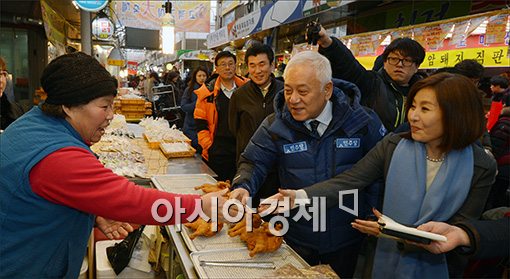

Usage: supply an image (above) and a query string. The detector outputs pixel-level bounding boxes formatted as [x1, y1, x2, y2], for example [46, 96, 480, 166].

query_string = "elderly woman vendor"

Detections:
[0, 52, 226, 278]
[267, 73, 497, 278]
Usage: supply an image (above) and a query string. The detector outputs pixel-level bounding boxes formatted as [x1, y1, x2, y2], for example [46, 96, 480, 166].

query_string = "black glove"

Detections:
[106, 225, 146, 275]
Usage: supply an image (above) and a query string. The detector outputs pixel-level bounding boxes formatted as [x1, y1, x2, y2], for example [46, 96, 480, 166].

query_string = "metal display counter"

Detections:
[166, 155, 216, 178]
[165, 225, 198, 279]
[151, 175, 310, 279]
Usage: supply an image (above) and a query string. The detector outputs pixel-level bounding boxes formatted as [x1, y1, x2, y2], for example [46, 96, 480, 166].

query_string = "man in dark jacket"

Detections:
[229, 44, 284, 204]
[230, 51, 386, 278]
[229, 44, 284, 161]
[316, 26, 425, 132]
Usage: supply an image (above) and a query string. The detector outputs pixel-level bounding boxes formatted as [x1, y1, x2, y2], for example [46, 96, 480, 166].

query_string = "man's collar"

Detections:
[220, 79, 236, 91]
[306, 100, 333, 126]
[259, 80, 272, 91]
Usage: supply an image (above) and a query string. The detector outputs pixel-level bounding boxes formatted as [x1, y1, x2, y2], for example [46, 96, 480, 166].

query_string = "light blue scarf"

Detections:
[372, 139, 473, 279]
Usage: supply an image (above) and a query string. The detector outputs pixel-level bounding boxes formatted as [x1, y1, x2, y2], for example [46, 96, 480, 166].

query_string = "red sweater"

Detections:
[30, 147, 200, 225]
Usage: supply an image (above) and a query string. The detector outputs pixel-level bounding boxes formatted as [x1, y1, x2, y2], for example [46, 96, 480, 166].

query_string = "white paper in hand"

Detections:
[378, 215, 447, 243]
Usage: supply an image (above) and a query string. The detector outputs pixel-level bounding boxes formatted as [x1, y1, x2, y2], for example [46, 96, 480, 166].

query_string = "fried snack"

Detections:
[194, 180, 231, 193]
[184, 218, 223, 239]
[242, 222, 283, 257]
[228, 213, 263, 237]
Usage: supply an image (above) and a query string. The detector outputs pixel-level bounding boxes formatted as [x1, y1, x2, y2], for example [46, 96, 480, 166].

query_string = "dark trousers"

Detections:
[286, 238, 362, 278]
[206, 153, 236, 182]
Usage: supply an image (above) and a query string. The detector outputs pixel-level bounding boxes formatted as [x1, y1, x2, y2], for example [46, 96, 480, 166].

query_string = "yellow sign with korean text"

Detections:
[420, 46, 509, 69]
[357, 46, 509, 70]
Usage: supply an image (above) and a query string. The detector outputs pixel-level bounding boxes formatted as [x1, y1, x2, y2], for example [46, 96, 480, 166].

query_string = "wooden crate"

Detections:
[143, 133, 160, 149]
[123, 112, 145, 121]
[121, 105, 146, 112]
[120, 99, 146, 105]
[160, 142, 195, 158]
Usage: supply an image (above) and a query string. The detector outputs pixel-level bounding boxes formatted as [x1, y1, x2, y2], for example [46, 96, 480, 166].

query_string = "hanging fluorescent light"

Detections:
[161, 1, 175, 54]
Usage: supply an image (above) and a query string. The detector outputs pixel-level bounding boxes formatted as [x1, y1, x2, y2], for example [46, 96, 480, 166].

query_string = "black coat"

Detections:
[456, 217, 510, 259]
[228, 78, 284, 161]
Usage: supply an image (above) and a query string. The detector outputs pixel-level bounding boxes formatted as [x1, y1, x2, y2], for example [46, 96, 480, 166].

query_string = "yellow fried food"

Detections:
[234, 221, 283, 257]
[228, 213, 262, 237]
[184, 218, 223, 239]
[194, 180, 231, 193]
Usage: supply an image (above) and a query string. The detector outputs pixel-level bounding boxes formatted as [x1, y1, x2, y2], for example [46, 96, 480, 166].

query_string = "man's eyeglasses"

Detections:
[0, 71, 8, 78]
[386, 57, 415, 67]
[217, 62, 235, 68]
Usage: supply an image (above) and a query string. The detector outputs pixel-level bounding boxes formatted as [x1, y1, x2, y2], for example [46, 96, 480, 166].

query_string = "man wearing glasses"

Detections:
[315, 26, 425, 132]
[194, 51, 248, 181]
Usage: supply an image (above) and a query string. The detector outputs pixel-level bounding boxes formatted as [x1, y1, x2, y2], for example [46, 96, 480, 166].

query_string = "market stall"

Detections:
[90, 115, 339, 278]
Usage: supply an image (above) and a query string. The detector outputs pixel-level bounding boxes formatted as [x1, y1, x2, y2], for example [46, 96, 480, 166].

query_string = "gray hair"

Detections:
[283, 51, 332, 88]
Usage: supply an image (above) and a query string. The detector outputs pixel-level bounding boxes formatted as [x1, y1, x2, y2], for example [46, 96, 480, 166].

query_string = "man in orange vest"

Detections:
[194, 51, 248, 181]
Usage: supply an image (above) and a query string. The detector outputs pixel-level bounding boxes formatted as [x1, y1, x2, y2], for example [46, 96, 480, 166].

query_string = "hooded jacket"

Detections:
[194, 75, 248, 160]
[233, 79, 386, 252]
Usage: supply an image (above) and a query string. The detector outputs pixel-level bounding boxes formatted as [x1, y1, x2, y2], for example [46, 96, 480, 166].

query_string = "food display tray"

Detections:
[177, 223, 245, 252]
[151, 174, 217, 193]
[190, 244, 310, 278]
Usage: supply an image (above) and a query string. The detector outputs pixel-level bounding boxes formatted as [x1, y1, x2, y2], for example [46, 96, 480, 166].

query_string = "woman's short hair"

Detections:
[405, 72, 484, 152]
[283, 51, 332, 89]
[40, 103, 66, 118]
[40, 101, 88, 118]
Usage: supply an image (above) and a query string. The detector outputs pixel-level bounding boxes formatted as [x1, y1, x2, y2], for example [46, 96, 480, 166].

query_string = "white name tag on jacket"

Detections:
[283, 141, 308, 154]
[336, 138, 361, 148]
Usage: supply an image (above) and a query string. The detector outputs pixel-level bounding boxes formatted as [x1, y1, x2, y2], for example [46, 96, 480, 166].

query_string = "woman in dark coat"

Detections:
[181, 66, 209, 151]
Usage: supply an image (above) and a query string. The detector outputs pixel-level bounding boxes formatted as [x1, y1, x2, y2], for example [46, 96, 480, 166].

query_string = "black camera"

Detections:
[305, 19, 321, 45]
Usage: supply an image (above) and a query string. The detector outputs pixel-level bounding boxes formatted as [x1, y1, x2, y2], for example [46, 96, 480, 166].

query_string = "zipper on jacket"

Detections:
[331, 140, 336, 178]
[389, 82, 406, 129]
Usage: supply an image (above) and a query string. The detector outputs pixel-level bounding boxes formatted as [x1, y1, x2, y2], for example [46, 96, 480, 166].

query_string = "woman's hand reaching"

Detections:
[351, 208, 383, 237]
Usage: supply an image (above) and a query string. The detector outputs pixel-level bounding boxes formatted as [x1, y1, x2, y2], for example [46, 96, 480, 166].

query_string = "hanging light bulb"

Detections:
[161, 1, 175, 54]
